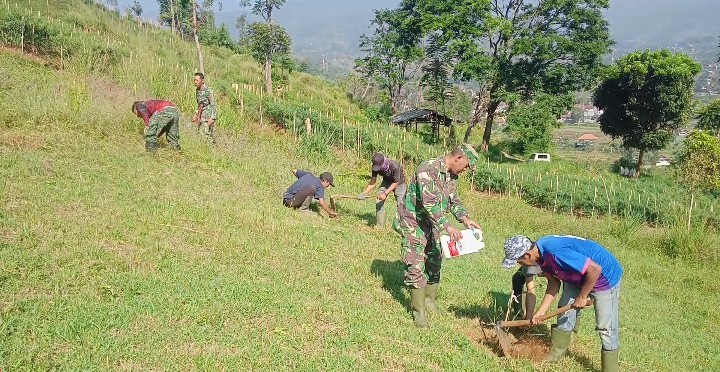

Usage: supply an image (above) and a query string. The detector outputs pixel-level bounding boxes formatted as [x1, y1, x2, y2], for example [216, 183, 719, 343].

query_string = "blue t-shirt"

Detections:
[283, 170, 325, 201]
[536, 235, 623, 291]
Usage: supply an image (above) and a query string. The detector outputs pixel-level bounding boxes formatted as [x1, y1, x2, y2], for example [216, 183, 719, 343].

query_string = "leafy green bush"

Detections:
[264, 99, 446, 165]
[0, 11, 62, 56]
[661, 224, 714, 261]
[472, 162, 719, 228]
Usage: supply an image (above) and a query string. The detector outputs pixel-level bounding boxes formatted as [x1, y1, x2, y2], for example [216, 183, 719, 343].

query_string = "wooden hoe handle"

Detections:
[499, 299, 594, 328]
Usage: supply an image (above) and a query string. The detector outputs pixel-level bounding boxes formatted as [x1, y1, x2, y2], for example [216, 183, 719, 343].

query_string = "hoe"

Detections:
[329, 194, 368, 212]
[489, 299, 593, 357]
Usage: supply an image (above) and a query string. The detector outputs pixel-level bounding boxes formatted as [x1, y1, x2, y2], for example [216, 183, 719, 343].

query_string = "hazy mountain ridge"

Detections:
[123, 0, 720, 69]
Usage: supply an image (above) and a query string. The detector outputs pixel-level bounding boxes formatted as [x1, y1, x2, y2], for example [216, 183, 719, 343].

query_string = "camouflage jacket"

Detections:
[196, 84, 217, 121]
[394, 157, 469, 234]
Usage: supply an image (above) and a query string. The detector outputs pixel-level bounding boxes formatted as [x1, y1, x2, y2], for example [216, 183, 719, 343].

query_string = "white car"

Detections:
[529, 153, 551, 162]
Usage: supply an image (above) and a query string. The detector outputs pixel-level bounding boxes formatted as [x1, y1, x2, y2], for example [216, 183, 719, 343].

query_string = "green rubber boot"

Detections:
[546, 327, 573, 362]
[409, 288, 429, 329]
[425, 283, 442, 314]
[601, 349, 619, 372]
[375, 205, 386, 229]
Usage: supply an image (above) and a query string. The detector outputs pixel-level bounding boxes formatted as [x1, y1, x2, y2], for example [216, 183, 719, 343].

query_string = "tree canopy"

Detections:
[356, 7, 423, 114]
[240, 0, 288, 95]
[246, 22, 291, 69]
[696, 99, 720, 137]
[410, 0, 613, 151]
[675, 131, 720, 192]
[594, 49, 701, 176]
[504, 92, 573, 155]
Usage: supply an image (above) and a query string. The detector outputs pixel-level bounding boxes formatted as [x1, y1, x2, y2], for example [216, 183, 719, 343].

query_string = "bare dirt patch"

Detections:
[467, 323, 551, 362]
[0, 46, 56, 67]
[0, 133, 45, 150]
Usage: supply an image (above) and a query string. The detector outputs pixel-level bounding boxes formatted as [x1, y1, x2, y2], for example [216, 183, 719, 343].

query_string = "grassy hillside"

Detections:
[1, 0, 719, 370]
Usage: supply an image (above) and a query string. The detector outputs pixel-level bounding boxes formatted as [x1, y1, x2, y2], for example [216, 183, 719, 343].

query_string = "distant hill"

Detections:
[128, 0, 720, 69]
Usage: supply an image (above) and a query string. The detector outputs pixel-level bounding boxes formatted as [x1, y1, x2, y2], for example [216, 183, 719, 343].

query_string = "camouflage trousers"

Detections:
[146, 106, 180, 148]
[198, 118, 216, 144]
[399, 221, 442, 289]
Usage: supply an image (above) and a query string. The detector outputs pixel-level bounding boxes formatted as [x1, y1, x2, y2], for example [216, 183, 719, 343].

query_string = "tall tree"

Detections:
[192, 0, 204, 73]
[594, 50, 701, 177]
[356, 6, 423, 114]
[241, 0, 287, 95]
[246, 22, 291, 84]
[413, 0, 613, 152]
[420, 34, 452, 115]
[130, 1, 143, 19]
[235, 13, 250, 47]
[158, 0, 192, 39]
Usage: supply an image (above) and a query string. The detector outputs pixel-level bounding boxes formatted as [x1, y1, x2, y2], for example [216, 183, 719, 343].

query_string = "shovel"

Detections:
[494, 299, 593, 357]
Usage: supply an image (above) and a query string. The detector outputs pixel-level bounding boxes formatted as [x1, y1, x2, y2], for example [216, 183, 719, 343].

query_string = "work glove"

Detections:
[358, 193, 366, 200]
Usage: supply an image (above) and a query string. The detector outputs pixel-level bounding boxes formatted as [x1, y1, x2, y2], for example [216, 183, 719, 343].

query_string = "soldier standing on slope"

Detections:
[393, 144, 482, 329]
[192, 72, 217, 144]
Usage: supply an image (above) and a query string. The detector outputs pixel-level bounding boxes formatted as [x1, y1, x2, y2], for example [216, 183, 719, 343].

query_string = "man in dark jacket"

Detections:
[358, 152, 406, 228]
[283, 169, 338, 218]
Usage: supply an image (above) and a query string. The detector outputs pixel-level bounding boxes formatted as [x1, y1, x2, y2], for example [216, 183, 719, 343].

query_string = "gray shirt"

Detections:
[371, 159, 405, 185]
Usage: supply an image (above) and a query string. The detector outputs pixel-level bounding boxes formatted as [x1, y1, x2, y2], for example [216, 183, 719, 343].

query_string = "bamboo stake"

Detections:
[687, 193, 694, 229]
[602, 178, 611, 216]
[554, 175, 559, 213]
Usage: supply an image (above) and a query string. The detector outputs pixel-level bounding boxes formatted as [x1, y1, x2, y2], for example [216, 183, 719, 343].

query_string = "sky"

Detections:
[116, 0, 720, 59]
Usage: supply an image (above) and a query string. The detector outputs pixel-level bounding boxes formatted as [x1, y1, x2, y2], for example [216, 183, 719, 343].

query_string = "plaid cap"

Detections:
[461, 143, 479, 171]
[501, 235, 532, 269]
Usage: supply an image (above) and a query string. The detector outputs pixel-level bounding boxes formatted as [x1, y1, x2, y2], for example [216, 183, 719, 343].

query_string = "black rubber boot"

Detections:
[546, 326, 573, 362]
[409, 288, 429, 329]
[511, 270, 526, 316]
[601, 349, 619, 372]
[145, 141, 158, 153]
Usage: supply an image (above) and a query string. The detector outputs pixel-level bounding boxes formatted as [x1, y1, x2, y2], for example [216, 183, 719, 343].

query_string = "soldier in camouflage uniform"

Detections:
[192, 72, 217, 144]
[392, 144, 482, 329]
[131, 100, 181, 152]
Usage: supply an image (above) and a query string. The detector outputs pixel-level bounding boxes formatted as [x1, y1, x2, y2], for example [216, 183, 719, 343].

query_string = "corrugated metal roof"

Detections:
[392, 109, 453, 126]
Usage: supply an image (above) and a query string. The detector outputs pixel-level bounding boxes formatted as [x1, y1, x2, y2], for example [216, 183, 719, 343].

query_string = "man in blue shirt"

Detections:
[501, 235, 622, 372]
[283, 169, 338, 218]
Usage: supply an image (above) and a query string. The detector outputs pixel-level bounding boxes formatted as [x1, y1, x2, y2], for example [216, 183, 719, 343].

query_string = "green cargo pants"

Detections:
[146, 106, 180, 149]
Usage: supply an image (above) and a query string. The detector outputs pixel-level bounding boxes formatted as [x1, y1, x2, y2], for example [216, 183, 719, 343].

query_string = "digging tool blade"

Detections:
[494, 323, 513, 357]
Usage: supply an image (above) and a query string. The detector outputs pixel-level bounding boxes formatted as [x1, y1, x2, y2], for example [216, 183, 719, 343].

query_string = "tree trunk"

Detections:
[359, 80, 371, 102]
[170, 0, 176, 34]
[192, 0, 204, 74]
[265, 52, 273, 95]
[635, 149, 644, 178]
[464, 92, 486, 143]
[481, 101, 500, 153]
[389, 86, 398, 114]
[264, 12, 273, 96]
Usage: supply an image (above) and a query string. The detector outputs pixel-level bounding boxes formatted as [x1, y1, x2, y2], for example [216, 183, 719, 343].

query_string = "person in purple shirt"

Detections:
[501, 235, 622, 372]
